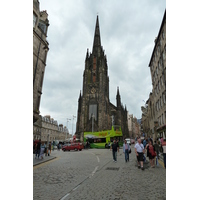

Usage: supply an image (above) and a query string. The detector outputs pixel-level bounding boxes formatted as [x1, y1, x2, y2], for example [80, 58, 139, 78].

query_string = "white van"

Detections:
[125, 138, 131, 145]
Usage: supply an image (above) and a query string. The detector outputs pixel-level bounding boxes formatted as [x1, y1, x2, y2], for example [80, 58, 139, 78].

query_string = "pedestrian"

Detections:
[143, 138, 147, 149]
[134, 138, 145, 170]
[110, 139, 119, 162]
[48, 142, 51, 155]
[35, 139, 41, 159]
[147, 140, 157, 168]
[162, 139, 166, 169]
[34, 143, 37, 155]
[154, 140, 160, 159]
[40, 141, 45, 159]
[123, 139, 130, 162]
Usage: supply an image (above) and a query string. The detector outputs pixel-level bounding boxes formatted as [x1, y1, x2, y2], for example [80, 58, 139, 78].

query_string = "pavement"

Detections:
[33, 152, 57, 166]
[33, 148, 166, 200]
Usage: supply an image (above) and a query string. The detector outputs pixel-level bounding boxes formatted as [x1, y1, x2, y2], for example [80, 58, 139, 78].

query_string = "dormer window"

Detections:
[38, 20, 46, 34]
[33, 13, 37, 28]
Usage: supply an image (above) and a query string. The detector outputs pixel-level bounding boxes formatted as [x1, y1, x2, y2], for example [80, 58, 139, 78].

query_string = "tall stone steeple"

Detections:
[76, 16, 128, 139]
[92, 15, 101, 57]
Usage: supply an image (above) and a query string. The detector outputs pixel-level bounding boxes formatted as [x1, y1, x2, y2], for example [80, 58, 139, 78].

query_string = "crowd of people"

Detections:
[33, 139, 52, 159]
[110, 136, 166, 170]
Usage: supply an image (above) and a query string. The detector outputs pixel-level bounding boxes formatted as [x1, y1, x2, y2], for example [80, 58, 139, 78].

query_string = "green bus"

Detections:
[84, 125, 123, 148]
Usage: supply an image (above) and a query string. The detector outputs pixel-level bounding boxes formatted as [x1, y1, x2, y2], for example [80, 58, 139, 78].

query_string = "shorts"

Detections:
[137, 152, 144, 162]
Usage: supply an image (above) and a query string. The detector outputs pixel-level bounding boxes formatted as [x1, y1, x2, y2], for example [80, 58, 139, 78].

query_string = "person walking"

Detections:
[48, 142, 51, 156]
[143, 138, 147, 149]
[154, 140, 160, 159]
[148, 140, 157, 168]
[35, 139, 41, 159]
[40, 141, 45, 159]
[134, 138, 145, 170]
[162, 139, 166, 169]
[123, 139, 130, 162]
[110, 139, 119, 162]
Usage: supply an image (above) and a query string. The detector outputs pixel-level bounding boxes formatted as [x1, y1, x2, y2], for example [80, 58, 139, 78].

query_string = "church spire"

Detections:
[116, 86, 121, 108]
[92, 15, 101, 56]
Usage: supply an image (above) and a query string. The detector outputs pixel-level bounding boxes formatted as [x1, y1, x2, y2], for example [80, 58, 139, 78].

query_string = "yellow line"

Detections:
[33, 157, 59, 170]
[158, 159, 165, 168]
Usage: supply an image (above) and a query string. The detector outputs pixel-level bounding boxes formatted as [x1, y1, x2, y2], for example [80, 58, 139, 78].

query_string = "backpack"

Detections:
[149, 145, 156, 157]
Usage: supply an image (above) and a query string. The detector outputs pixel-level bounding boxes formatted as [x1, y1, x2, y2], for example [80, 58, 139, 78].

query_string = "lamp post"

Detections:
[92, 113, 94, 133]
[67, 118, 71, 132]
[72, 115, 76, 135]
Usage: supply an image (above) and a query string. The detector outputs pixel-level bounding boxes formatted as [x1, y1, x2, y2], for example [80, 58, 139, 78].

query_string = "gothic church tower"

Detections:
[76, 16, 129, 139]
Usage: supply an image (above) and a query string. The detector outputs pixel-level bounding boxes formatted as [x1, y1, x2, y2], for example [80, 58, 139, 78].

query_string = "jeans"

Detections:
[112, 150, 117, 161]
[163, 153, 166, 168]
[35, 149, 40, 158]
[125, 149, 129, 162]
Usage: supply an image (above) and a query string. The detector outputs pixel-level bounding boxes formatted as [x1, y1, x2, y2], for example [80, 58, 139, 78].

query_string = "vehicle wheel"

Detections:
[105, 144, 108, 148]
[79, 149, 82, 151]
[74, 148, 77, 151]
[63, 149, 66, 152]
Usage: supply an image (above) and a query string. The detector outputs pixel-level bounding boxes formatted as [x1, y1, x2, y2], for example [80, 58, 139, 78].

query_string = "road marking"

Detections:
[97, 156, 100, 162]
[73, 185, 80, 191]
[60, 193, 70, 200]
[89, 166, 99, 178]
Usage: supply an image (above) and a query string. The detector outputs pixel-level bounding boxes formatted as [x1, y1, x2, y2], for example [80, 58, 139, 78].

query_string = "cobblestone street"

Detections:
[33, 148, 166, 200]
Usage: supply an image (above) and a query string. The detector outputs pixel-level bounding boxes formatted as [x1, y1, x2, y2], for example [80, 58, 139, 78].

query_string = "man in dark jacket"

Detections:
[110, 139, 119, 162]
[35, 139, 41, 159]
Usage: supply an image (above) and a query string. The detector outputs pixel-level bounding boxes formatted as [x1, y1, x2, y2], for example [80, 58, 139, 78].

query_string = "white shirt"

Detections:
[135, 143, 144, 153]
[162, 145, 166, 153]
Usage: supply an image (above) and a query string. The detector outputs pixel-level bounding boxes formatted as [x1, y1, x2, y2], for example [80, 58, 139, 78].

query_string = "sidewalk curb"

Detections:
[158, 159, 165, 169]
[33, 156, 56, 167]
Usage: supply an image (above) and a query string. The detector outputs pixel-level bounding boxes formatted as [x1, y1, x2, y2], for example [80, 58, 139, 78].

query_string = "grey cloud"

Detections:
[39, 0, 166, 128]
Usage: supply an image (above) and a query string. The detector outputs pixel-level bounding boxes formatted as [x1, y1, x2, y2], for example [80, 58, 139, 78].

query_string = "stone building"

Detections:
[33, 115, 69, 142]
[33, 0, 49, 123]
[142, 10, 166, 141]
[127, 113, 140, 139]
[76, 16, 129, 140]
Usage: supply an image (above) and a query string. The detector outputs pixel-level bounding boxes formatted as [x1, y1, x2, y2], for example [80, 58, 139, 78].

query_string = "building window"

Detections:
[160, 96, 162, 108]
[162, 31, 165, 39]
[161, 77, 163, 86]
[162, 114, 164, 125]
[160, 39, 162, 46]
[33, 13, 37, 28]
[162, 51, 165, 60]
[163, 92, 166, 104]
[38, 20, 47, 34]
[89, 104, 97, 120]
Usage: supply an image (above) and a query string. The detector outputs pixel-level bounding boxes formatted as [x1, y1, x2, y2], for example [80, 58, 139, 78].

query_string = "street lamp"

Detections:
[72, 115, 76, 135]
[67, 118, 71, 133]
[92, 113, 94, 133]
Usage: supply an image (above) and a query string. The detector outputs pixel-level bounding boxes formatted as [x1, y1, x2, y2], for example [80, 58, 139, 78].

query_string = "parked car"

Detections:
[62, 143, 84, 151]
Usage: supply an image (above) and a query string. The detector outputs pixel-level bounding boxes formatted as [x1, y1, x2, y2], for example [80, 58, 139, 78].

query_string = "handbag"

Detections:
[149, 146, 157, 157]
[129, 148, 131, 154]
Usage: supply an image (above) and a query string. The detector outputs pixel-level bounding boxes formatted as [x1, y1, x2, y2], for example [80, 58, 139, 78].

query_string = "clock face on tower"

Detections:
[91, 87, 96, 94]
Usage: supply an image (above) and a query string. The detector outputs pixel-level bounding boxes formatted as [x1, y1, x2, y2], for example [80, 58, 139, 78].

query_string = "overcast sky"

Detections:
[39, 0, 166, 134]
